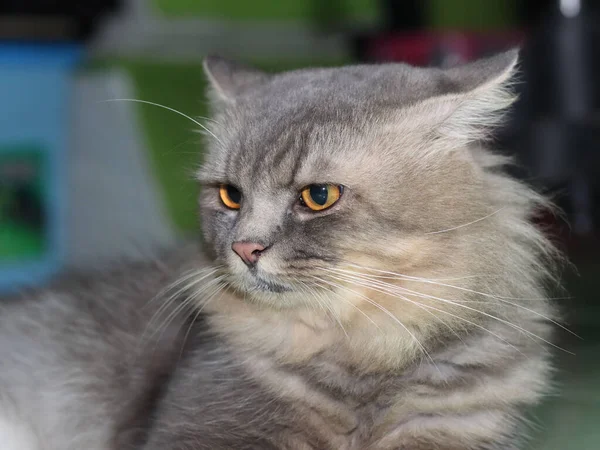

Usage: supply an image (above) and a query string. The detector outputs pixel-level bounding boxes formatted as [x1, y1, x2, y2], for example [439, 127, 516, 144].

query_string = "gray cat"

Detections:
[0, 49, 564, 450]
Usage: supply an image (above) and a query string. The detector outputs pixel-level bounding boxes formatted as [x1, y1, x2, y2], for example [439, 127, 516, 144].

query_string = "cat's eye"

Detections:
[219, 184, 242, 209]
[299, 184, 342, 211]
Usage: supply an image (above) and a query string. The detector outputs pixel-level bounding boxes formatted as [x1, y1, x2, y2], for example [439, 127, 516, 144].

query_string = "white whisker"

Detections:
[179, 282, 227, 358]
[331, 265, 578, 338]
[151, 276, 225, 342]
[314, 276, 441, 374]
[425, 207, 505, 235]
[324, 277, 464, 343]
[99, 98, 224, 146]
[144, 268, 223, 343]
[341, 264, 570, 301]
[147, 267, 222, 331]
[297, 278, 349, 338]
[329, 268, 551, 349]
[394, 283, 573, 355]
[146, 266, 223, 309]
[325, 271, 527, 357]
[309, 277, 382, 332]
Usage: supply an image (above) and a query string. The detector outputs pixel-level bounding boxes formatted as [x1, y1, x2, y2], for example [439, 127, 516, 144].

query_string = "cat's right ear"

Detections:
[203, 55, 270, 106]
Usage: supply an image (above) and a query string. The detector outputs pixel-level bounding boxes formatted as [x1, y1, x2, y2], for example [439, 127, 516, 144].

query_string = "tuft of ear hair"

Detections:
[405, 49, 520, 146]
[202, 54, 270, 106]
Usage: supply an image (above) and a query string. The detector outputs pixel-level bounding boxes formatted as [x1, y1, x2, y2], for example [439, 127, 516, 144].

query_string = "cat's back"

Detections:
[0, 244, 201, 450]
[0, 245, 196, 357]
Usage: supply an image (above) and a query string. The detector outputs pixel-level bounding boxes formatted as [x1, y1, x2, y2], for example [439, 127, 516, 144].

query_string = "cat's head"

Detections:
[197, 51, 554, 330]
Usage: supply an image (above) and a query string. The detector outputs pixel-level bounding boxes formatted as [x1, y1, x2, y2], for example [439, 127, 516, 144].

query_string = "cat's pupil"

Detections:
[309, 185, 328, 206]
[227, 185, 242, 204]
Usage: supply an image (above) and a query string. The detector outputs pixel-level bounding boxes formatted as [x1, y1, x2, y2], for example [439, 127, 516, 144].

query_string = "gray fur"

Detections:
[0, 50, 562, 449]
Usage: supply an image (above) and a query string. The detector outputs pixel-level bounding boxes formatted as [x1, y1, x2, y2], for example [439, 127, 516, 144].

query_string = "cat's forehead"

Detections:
[212, 66, 446, 178]
[202, 57, 512, 188]
[245, 64, 458, 114]
[214, 107, 349, 191]
[218, 64, 468, 162]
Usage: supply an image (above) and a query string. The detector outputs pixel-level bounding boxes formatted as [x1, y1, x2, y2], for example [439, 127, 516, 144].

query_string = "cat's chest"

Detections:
[161, 331, 458, 450]
[248, 354, 407, 449]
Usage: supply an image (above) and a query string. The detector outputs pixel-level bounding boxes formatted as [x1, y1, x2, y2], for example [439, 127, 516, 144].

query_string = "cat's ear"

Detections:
[203, 54, 270, 105]
[409, 49, 520, 145]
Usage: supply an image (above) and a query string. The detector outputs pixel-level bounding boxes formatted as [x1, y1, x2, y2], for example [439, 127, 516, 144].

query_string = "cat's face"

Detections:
[197, 52, 522, 320]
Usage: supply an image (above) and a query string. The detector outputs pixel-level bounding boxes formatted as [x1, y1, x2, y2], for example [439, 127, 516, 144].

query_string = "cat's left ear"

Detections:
[203, 54, 270, 106]
[409, 49, 520, 145]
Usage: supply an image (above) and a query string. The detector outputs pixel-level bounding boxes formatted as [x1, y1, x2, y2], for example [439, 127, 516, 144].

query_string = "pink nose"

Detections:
[231, 241, 265, 266]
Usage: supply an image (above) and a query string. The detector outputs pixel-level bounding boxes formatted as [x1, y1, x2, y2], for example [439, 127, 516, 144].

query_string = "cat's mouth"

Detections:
[228, 262, 296, 297]
[229, 266, 295, 294]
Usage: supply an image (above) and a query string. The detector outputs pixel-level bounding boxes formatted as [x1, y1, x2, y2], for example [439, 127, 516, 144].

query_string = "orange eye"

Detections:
[219, 184, 242, 209]
[299, 184, 342, 211]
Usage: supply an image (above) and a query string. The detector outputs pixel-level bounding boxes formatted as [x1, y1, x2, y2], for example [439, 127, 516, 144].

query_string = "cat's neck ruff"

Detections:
[204, 289, 427, 373]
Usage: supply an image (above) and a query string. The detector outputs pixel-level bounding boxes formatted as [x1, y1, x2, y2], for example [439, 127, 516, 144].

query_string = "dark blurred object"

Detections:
[354, 0, 523, 64]
[379, 0, 424, 31]
[353, 0, 422, 62]
[517, 0, 600, 235]
[354, 0, 600, 237]
[0, 0, 121, 41]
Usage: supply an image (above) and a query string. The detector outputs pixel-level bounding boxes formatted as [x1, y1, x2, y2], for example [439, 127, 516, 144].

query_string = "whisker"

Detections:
[179, 282, 227, 358]
[425, 207, 506, 234]
[99, 98, 224, 146]
[405, 300, 527, 357]
[297, 278, 349, 338]
[291, 276, 326, 315]
[146, 293, 194, 343]
[153, 275, 225, 343]
[313, 276, 441, 373]
[393, 283, 573, 355]
[160, 137, 201, 156]
[336, 273, 486, 283]
[485, 297, 579, 338]
[309, 277, 382, 332]
[146, 274, 223, 343]
[330, 266, 579, 338]
[146, 266, 222, 309]
[147, 267, 222, 330]
[329, 269, 548, 348]
[325, 271, 527, 357]
[339, 264, 571, 301]
[324, 272, 467, 345]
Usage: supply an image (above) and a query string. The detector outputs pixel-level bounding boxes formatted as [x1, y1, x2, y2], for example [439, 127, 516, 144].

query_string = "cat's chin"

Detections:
[242, 283, 329, 310]
[239, 289, 314, 310]
[251, 277, 293, 293]
[227, 273, 304, 307]
[232, 272, 293, 293]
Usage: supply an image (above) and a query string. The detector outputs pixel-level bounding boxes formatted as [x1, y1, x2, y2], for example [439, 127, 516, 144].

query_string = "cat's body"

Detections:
[0, 249, 553, 450]
[0, 50, 561, 449]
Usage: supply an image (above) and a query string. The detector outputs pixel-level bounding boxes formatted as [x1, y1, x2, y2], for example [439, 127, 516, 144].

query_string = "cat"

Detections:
[0, 49, 564, 450]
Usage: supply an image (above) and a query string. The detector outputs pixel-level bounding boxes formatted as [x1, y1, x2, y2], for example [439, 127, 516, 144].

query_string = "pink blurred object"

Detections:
[363, 31, 525, 67]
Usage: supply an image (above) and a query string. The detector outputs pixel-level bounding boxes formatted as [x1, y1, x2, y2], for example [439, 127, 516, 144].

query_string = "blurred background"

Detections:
[0, 0, 598, 448]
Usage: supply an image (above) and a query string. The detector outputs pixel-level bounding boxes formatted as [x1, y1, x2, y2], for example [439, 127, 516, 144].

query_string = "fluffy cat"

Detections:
[0, 49, 563, 450]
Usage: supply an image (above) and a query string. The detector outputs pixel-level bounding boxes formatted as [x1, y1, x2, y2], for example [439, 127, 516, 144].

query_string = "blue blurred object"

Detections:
[0, 42, 83, 292]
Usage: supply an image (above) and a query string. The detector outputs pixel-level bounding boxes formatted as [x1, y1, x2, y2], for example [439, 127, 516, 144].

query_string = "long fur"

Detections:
[0, 50, 565, 450]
